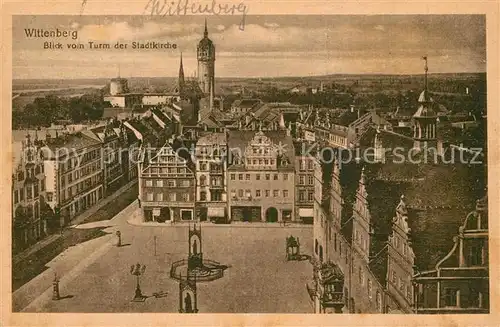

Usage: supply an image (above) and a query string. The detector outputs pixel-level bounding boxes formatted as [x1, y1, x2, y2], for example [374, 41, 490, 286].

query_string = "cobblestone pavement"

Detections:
[17, 202, 314, 313]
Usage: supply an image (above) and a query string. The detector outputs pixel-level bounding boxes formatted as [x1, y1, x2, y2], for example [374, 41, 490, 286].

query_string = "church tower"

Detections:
[197, 19, 215, 95]
[413, 56, 438, 150]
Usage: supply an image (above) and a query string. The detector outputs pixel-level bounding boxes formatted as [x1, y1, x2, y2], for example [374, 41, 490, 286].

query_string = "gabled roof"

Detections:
[227, 130, 295, 168]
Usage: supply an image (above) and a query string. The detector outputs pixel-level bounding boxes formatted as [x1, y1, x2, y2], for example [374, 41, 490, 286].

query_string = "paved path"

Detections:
[13, 180, 137, 266]
[12, 200, 136, 311]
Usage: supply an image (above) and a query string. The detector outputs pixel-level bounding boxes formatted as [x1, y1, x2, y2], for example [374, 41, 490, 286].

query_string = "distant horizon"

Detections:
[13, 15, 486, 79]
[12, 71, 487, 82]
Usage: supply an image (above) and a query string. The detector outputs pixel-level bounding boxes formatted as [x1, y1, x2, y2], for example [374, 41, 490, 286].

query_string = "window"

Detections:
[156, 193, 163, 201]
[168, 193, 176, 201]
[273, 190, 279, 197]
[265, 174, 270, 180]
[157, 180, 163, 187]
[256, 174, 260, 180]
[315, 239, 318, 254]
[238, 189, 243, 197]
[200, 191, 207, 201]
[299, 191, 305, 201]
[273, 174, 278, 180]
[399, 278, 404, 292]
[146, 193, 153, 201]
[300, 160, 305, 170]
[27, 186, 33, 200]
[283, 190, 289, 197]
[299, 176, 305, 185]
[368, 279, 373, 298]
[406, 285, 412, 300]
[230, 174, 235, 180]
[308, 191, 314, 202]
[467, 243, 484, 266]
[182, 193, 189, 202]
[40, 180, 45, 191]
[245, 174, 250, 180]
[265, 190, 270, 197]
[182, 180, 190, 187]
[20, 188, 25, 201]
[168, 180, 176, 187]
[358, 266, 364, 285]
[444, 288, 458, 307]
[145, 180, 153, 187]
[283, 174, 288, 181]
[200, 175, 207, 186]
[334, 233, 337, 251]
[14, 190, 19, 204]
[307, 160, 313, 170]
[238, 174, 243, 180]
[211, 191, 222, 201]
[376, 291, 382, 312]
[256, 190, 261, 197]
[308, 175, 314, 185]
[391, 270, 397, 284]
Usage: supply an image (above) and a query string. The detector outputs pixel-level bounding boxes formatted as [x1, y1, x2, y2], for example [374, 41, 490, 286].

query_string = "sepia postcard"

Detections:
[1, 1, 499, 326]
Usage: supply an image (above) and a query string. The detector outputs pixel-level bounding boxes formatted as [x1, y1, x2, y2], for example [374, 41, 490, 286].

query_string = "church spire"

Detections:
[178, 52, 185, 91]
[421, 56, 429, 102]
[204, 18, 208, 38]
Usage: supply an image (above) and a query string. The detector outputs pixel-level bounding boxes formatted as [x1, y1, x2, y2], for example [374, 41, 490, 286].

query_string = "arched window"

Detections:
[315, 239, 318, 254]
[319, 245, 323, 262]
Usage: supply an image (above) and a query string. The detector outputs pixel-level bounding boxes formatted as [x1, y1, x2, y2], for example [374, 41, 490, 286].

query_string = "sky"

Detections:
[12, 15, 486, 79]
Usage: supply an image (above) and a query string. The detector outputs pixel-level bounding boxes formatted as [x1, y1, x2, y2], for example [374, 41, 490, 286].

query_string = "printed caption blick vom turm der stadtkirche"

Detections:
[24, 28, 178, 50]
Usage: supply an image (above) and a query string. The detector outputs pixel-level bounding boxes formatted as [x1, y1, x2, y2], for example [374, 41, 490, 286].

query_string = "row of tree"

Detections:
[13, 93, 107, 129]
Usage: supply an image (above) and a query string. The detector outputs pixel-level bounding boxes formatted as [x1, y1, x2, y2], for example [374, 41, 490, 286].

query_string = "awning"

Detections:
[299, 208, 314, 217]
[207, 207, 225, 218]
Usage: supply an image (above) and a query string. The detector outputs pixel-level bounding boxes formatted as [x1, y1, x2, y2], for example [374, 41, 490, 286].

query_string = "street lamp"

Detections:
[130, 263, 146, 301]
[52, 272, 60, 300]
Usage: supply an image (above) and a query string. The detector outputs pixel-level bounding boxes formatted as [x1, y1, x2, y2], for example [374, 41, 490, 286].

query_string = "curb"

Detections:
[127, 218, 313, 229]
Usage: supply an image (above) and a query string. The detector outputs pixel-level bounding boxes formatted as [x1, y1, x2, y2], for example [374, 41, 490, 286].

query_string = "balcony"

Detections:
[209, 184, 224, 189]
[321, 292, 344, 307]
[209, 169, 224, 175]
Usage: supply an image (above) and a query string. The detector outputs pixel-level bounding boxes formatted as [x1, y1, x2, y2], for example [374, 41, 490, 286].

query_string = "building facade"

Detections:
[227, 130, 296, 222]
[294, 140, 316, 224]
[310, 155, 415, 314]
[12, 134, 48, 252]
[139, 142, 196, 222]
[195, 133, 228, 222]
[42, 132, 104, 227]
[413, 195, 489, 313]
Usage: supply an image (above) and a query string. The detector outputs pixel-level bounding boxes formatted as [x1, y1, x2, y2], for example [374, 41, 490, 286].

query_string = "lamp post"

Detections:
[130, 263, 146, 300]
[52, 272, 60, 300]
[116, 231, 122, 247]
